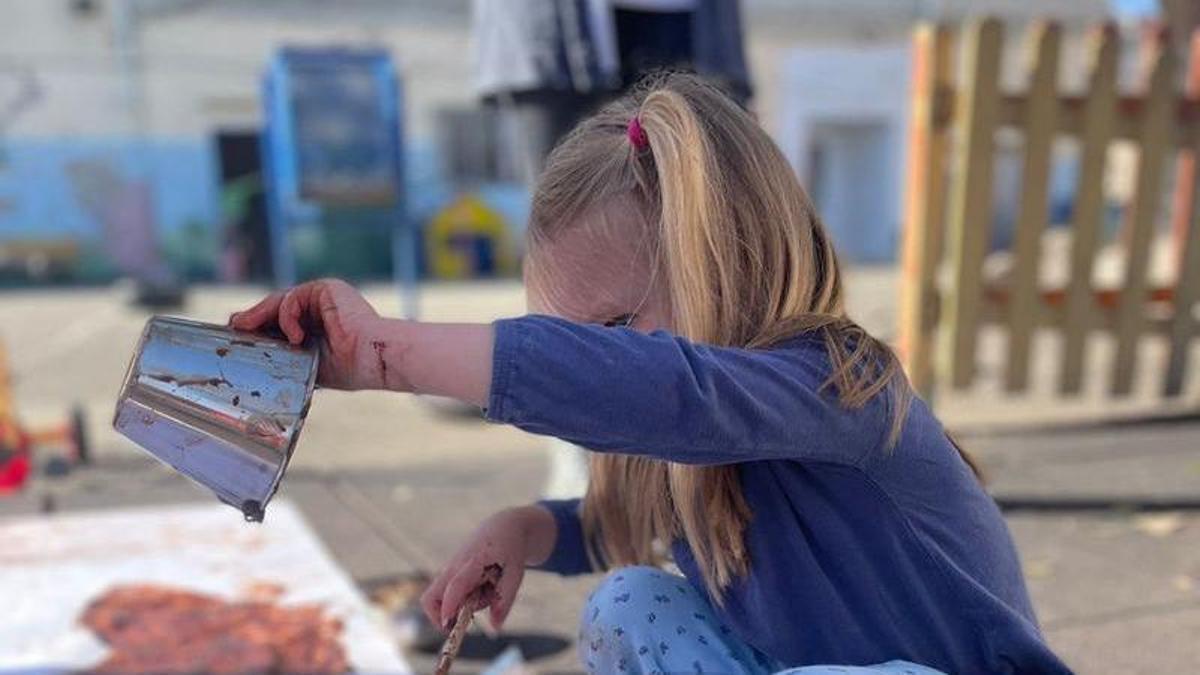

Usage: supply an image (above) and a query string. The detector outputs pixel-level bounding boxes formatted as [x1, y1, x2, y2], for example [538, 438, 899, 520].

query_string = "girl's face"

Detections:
[525, 221, 671, 332]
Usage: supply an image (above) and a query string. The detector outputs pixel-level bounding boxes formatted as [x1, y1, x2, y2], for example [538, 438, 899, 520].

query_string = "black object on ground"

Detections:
[417, 632, 571, 663]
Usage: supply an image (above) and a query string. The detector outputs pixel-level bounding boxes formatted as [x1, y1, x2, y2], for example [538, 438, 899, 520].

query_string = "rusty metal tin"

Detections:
[113, 316, 318, 521]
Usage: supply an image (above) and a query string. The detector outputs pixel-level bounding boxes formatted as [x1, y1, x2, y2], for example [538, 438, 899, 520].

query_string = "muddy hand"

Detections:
[422, 510, 534, 634]
[230, 279, 382, 391]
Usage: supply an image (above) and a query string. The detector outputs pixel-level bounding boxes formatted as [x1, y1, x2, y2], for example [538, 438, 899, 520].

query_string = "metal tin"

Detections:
[113, 316, 319, 521]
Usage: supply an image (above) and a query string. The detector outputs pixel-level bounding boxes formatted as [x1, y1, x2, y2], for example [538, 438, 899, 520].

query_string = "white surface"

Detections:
[776, 45, 911, 262]
[0, 500, 412, 674]
[541, 438, 589, 500]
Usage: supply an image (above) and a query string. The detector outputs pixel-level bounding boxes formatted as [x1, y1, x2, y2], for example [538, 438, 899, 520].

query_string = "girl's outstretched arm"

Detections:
[482, 315, 896, 466]
[233, 281, 894, 466]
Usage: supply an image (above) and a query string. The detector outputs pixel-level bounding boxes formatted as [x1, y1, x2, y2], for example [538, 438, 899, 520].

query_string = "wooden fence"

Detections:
[899, 18, 1200, 408]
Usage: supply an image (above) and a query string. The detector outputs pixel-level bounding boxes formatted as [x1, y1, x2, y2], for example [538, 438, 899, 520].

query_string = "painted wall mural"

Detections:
[0, 138, 218, 283]
[0, 136, 528, 285]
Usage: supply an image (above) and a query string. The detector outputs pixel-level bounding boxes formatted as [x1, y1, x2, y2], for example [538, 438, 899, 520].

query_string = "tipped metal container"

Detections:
[113, 316, 319, 521]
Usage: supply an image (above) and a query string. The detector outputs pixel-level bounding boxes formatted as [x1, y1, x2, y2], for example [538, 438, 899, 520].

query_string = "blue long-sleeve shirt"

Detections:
[485, 315, 1069, 674]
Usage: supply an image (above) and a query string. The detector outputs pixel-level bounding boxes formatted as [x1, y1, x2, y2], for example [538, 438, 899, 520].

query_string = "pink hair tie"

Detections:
[627, 116, 649, 151]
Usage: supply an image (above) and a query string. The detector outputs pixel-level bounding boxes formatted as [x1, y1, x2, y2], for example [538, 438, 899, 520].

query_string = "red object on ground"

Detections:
[0, 452, 30, 493]
[0, 420, 31, 494]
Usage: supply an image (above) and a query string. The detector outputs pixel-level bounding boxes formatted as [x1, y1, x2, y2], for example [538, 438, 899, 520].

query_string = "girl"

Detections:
[232, 74, 1068, 674]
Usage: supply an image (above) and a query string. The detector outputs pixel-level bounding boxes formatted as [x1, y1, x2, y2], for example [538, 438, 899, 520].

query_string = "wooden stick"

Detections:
[434, 592, 480, 675]
[434, 564, 504, 675]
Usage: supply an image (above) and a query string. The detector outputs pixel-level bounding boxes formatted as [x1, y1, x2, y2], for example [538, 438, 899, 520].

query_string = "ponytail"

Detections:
[636, 89, 733, 345]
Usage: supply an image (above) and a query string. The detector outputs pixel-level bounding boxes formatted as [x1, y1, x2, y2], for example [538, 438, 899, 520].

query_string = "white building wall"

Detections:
[1, 0, 129, 136]
[140, 13, 476, 138]
[4, 0, 1115, 141]
[1, 0, 477, 140]
[776, 45, 911, 262]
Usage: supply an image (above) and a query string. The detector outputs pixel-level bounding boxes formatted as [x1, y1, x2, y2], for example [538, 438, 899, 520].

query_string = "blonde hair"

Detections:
[528, 74, 914, 600]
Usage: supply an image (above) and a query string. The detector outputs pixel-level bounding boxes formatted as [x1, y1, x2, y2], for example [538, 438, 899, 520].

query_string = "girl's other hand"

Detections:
[230, 278, 382, 391]
[421, 507, 548, 634]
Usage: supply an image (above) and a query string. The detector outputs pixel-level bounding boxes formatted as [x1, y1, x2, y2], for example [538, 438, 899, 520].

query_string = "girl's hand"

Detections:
[422, 506, 554, 633]
[230, 279, 384, 391]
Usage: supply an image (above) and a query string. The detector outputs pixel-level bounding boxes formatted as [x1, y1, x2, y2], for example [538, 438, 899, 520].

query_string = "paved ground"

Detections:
[971, 424, 1200, 674]
[2, 280, 1200, 674]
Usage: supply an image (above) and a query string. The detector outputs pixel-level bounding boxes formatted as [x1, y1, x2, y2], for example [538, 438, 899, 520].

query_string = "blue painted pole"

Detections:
[386, 65, 417, 318]
[260, 62, 297, 289]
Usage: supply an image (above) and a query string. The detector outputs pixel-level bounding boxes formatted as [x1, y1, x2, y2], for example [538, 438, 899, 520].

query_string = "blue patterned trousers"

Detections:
[578, 566, 945, 675]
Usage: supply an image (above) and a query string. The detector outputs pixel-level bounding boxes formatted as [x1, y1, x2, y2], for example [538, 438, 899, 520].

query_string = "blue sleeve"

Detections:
[532, 498, 596, 576]
[486, 315, 893, 466]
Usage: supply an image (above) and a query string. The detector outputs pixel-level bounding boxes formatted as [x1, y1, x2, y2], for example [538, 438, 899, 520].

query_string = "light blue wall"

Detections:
[0, 138, 219, 241]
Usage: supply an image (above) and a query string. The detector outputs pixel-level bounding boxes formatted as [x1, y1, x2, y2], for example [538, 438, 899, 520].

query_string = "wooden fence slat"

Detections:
[1060, 25, 1119, 395]
[1165, 31, 1200, 396]
[994, 285, 1177, 309]
[1169, 31, 1200, 270]
[1112, 31, 1176, 396]
[942, 18, 1003, 390]
[898, 24, 954, 398]
[979, 288, 1192, 334]
[1006, 22, 1061, 392]
[1164, 181, 1200, 395]
[996, 94, 1195, 147]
